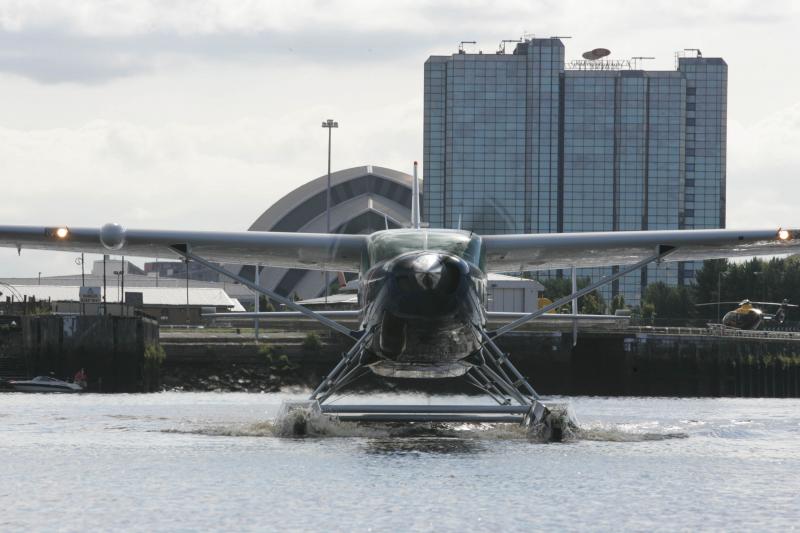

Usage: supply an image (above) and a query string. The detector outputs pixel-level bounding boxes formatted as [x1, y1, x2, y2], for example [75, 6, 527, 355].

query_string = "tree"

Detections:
[693, 259, 728, 303]
[609, 294, 626, 315]
[540, 276, 580, 301]
[537, 275, 606, 314]
[258, 295, 275, 312]
[641, 302, 656, 322]
[641, 282, 696, 319]
[580, 292, 606, 314]
[694, 256, 800, 321]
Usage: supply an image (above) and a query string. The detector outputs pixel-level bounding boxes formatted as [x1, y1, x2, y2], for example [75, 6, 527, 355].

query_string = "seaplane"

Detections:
[2, 163, 799, 440]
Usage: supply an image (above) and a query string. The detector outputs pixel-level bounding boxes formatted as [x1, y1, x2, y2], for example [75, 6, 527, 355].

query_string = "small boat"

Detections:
[9, 376, 83, 393]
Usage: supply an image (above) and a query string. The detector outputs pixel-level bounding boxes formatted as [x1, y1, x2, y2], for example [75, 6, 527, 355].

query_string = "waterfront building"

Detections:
[241, 165, 420, 300]
[0, 284, 243, 324]
[423, 38, 726, 304]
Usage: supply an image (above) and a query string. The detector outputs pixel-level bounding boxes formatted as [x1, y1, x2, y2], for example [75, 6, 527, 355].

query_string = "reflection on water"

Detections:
[364, 437, 484, 456]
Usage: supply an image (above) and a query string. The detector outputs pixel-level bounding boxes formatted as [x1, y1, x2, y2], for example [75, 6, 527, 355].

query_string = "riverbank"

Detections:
[5, 315, 800, 396]
[159, 326, 800, 397]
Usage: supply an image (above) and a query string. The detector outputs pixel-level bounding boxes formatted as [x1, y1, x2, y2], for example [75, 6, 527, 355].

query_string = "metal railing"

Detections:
[628, 325, 800, 340]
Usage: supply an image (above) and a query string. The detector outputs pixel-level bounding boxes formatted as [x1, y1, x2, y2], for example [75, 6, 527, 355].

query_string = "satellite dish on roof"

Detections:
[582, 48, 611, 60]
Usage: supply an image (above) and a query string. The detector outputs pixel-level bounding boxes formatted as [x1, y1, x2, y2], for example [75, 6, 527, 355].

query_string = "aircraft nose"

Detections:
[391, 253, 464, 294]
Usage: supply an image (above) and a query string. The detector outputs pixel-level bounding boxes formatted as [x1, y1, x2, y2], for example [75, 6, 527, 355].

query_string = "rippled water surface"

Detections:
[2, 392, 799, 531]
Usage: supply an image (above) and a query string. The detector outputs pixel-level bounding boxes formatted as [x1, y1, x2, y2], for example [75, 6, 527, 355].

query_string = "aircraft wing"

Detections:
[0, 225, 367, 272]
[483, 228, 800, 272]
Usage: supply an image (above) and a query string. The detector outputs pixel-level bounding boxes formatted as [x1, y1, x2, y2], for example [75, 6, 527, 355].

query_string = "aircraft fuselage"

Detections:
[721, 308, 764, 330]
[356, 229, 487, 377]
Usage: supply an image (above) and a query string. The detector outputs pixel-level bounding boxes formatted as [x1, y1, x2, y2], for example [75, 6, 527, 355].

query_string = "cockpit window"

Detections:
[367, 230, 482, 270]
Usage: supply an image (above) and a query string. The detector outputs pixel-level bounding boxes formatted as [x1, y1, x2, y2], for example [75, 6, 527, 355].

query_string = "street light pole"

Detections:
[321, 118, 338, 305]
[717, 263, 729, 322]
[121, 255, 125, 306]
[717, 268, 721, 322]
[103, 254, 108, 315]
[254, 265, 260, 341]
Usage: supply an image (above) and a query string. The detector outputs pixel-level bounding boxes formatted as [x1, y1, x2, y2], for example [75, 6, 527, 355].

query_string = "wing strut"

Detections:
[170, 245, 361, 340]
[489, 246, 675, 339]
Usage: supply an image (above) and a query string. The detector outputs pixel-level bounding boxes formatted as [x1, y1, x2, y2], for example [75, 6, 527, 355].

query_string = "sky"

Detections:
[0, 0, 799, 277]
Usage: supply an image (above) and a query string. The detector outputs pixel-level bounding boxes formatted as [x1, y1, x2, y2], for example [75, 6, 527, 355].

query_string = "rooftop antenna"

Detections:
[458, 41, 476, 54]
[411, 161, 421, 229]
[631, 56, 655, 69]
[457, 214, 462, 230]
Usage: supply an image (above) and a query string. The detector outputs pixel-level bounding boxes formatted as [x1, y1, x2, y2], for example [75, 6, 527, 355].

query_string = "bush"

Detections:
[143, 343, 166, 391]
[302, 332, 322, 352]
[259, 344, 295, 373]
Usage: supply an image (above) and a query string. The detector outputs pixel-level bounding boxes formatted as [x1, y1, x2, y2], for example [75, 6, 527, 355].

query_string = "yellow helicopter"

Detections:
[697, 299, 798, 330]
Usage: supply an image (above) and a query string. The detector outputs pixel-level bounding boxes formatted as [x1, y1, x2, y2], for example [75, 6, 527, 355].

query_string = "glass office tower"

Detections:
[423, 38, 727, 305]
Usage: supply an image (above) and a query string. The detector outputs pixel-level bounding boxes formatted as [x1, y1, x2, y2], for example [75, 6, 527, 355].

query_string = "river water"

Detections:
[1, 391, 798, 532]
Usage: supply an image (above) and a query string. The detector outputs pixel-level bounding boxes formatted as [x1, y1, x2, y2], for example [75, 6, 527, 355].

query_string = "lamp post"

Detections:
[121, 255, 125, 305]
[717, 267, 729, 322]
[103, 254, 108, 315]
[75, 255, 85, 315]
[75, 254, 85, 287]
[321, 118, 338, 305]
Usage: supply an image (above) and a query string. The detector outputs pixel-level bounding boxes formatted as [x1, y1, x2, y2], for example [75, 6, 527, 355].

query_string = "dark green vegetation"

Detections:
[537, 257, 800, 324]
[143, 343, 166, 391]
[540, 276, 606, 314]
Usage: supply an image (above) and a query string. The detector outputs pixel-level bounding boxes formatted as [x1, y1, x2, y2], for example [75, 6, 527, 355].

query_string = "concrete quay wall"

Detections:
[0, 315, 160, 392]
[5, 319, 800, 396]
[160, 328, 800, 397]
[500, 331, 800, 397]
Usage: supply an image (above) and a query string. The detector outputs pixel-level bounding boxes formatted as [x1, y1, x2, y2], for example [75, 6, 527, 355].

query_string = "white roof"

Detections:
[296, 293, 358, 306]
[4, 285, 244, 311]
[488, 273, 544, 290]
[0, 274, 253, 298]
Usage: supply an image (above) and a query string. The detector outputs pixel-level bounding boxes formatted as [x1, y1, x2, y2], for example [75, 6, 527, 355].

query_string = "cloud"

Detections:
[728, 102, 800, 228]
[0, 27, 440, 83]
[0, 90, 422, 275]
[0, 0, 548, 83]
[0, 0, 542, 36]
[0, 0, 797, 83]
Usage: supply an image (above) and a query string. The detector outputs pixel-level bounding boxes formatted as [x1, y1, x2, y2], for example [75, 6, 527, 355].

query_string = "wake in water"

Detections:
[572, 425, 688, 442]
[164, 401, 688, 442]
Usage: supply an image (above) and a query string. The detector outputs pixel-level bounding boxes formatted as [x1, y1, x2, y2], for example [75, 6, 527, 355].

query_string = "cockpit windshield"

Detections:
[367, 230, 483, 270]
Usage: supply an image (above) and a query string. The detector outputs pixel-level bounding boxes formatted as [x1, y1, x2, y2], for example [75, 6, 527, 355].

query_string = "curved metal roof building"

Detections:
[242, 165, 418, 299]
